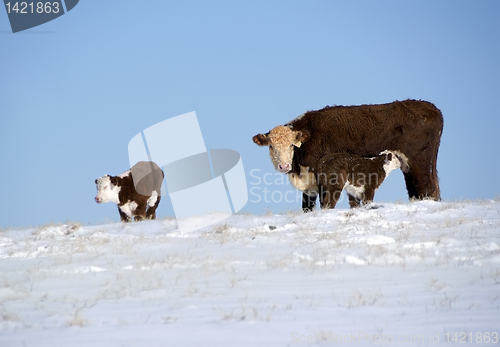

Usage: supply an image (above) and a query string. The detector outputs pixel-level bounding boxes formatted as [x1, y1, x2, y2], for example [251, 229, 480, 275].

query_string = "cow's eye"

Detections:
[104, 186, 108, 189]
[269, 145, 273, 149]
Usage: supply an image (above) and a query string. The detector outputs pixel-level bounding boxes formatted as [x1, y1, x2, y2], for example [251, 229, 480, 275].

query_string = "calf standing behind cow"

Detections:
[253, 100, 443, 211]
[95, 161, 164, 222]
[317, 150, 401, 209]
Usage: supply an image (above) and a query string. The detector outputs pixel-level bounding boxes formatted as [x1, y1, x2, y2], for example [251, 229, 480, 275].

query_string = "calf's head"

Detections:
[95, 175, 121, 204]
[380, 150, 402, 175]
[253, 125, 309, 173]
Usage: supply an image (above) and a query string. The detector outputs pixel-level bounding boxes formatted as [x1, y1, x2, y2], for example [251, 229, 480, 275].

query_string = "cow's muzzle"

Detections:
[95, 197, 102, 203]
[278, 163, 291, 173]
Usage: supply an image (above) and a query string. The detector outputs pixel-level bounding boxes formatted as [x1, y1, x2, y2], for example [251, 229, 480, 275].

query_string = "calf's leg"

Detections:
[133, 202, 148, 221]
[320, 185, 343, 209]
[118, 207, 131, 222]
[361, 186, 376, 206]
[146, 196, 161, 220]
[347, 194, 361, 208]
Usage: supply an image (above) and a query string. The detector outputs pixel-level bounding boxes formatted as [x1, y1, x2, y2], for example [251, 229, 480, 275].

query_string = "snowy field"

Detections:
[1, 200, 499, 346]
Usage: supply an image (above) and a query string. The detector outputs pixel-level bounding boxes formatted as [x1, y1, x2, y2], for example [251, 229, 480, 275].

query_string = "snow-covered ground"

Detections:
[1, 200, 499, 346]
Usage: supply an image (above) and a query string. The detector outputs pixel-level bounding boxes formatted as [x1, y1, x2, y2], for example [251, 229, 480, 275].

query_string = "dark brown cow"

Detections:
[253, 100, 443, 211]
[317, 150, 401, 209]
[95, 161, 164, 222]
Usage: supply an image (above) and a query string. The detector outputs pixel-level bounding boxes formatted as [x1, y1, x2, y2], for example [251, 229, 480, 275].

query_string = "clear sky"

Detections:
[1, 0, 499, 228]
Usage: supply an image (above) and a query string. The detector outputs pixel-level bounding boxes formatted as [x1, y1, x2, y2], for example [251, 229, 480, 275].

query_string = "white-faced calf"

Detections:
[317, 151, 401, 209]
[95, 161, 164, 222]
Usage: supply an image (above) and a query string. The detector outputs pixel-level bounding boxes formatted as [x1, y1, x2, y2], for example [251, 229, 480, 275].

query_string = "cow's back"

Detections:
[289, 100, 443, 171]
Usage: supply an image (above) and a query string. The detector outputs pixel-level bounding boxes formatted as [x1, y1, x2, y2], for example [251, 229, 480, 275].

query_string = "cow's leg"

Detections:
[117, 207, 131, 222]
[302, 192, 317, 213]
[403, 170, 418, 200]
[404, 145, 441, 201]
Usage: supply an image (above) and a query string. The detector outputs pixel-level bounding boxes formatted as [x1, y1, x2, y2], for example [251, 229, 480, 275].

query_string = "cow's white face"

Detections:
[95, 175, 121, 204]
[380, 150, 402, 175]
[253, 125, 309, 173]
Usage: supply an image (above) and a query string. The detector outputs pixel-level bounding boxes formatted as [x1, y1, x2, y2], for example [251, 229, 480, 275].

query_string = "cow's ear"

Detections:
[110, 176, 119, 186]
[253, 133, 269, 146]
[95, 179, 98, 184]
[294, 129, 310, 147]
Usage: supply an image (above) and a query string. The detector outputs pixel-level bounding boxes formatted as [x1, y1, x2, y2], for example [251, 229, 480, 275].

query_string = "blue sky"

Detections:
[1, 0, 499, 228]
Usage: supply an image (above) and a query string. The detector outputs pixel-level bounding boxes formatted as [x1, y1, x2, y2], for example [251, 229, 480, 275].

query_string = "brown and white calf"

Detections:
[95, 161, 164, 222]
[317, 151, 401, 209]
